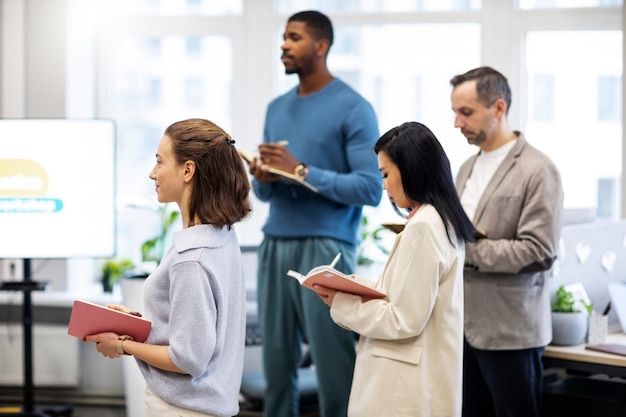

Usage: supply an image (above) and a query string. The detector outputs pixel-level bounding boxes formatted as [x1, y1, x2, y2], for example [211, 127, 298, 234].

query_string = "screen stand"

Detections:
[0, 259, 73, 417]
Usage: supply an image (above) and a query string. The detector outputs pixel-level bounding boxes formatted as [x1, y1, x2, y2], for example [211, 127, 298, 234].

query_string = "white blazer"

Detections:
[330, 204, 465, 417]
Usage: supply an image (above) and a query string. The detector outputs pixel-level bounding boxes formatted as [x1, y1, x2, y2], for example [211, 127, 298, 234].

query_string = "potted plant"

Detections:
[101, 257, 135, 293]
[140, 204, 180, 267]
[551, 285, 593, 346]
[357, 215, 391, 266]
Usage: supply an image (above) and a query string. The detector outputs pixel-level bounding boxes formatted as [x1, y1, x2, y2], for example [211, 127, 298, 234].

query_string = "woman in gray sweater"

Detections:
[86, 118, 251, 417]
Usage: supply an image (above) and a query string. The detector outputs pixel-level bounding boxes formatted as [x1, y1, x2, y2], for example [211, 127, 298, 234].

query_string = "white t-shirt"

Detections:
[460, 140, 516, 221]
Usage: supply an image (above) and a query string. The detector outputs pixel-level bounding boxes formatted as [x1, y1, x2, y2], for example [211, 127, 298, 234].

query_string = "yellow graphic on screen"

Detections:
[0, 159, 48, 196]
[0, 159, 62, 212]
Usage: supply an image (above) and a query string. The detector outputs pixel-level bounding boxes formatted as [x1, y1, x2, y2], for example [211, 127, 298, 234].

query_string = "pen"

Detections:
[128, 311, 142, 317]
[602, 301, 611, 316]
[276, 140, 289, 146]
[329, 252, 342, 269]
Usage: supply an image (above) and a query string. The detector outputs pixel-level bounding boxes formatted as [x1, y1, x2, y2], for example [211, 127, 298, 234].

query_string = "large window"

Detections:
[525, 30, 622, 218]
[61, 0, 622, 265]
[103, 34, 235, 257]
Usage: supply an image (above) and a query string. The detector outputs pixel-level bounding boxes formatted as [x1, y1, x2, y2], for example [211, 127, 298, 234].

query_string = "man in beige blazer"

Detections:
[451, 67, 563, 417]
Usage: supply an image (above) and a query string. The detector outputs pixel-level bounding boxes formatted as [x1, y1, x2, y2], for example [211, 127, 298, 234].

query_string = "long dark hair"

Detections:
[374, 122, 475, 245]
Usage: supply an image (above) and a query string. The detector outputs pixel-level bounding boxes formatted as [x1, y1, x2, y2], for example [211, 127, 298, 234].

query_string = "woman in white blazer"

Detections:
[313, 122, 476, 417]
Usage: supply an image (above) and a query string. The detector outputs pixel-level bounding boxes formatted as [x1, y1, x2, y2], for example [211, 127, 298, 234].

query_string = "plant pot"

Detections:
[551, 311, 588, 346]
[101, 274, 113, 293]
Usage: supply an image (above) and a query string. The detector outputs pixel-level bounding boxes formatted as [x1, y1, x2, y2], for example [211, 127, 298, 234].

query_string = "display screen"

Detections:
[0, 119, 116, 258]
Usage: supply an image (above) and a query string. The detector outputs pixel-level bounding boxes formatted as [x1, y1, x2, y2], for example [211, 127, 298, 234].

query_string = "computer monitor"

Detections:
[0, 119, 116, 258]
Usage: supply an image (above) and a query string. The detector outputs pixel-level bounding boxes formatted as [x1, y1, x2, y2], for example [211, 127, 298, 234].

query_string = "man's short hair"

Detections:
[450, 66, 512, 114]
[288, 10, 334, 48]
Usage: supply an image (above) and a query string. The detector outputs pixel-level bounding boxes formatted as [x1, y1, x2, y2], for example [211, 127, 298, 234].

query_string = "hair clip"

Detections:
[225, 137, 236, 146]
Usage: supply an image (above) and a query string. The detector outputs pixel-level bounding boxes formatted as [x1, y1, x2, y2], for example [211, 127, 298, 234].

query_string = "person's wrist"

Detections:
[117, 335, 134, 356]
[294, 163, 309, 180]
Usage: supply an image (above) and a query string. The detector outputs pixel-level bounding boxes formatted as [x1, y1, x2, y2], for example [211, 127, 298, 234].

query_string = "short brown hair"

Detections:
[450, 66, 512, 115]
[164, 118, 251, 229]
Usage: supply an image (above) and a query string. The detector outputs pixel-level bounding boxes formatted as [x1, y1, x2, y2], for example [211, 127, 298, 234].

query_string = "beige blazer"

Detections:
[330, 204, 464, 417]
[455, 134, 564, 350]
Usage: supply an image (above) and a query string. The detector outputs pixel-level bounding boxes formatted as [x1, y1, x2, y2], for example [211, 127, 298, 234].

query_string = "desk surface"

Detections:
[544, 333, 626, 374]
[0, 283, 121, 307]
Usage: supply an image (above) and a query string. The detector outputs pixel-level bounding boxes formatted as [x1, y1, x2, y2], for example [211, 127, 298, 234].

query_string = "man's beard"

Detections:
[463, 129, 486, 146]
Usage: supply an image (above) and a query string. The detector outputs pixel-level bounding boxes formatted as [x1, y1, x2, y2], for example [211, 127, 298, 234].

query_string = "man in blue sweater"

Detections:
[248, 10, 382, 417]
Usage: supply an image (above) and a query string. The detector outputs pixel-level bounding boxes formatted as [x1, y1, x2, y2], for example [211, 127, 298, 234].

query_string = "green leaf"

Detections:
[551, 285, 593, 313]
[101, 258, 135, 284]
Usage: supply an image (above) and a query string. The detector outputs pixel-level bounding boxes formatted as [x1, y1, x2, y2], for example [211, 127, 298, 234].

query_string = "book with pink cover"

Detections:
[287, 265, 386, 299]
[67, 299, 152, 342]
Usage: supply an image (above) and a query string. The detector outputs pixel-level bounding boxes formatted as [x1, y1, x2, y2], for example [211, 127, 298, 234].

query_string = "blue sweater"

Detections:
[255, 79, 382, 246]
[137, 225, 246, 416]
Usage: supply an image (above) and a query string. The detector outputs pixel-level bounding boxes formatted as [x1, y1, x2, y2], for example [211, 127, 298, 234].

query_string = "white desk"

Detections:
[543, 333, 626, 377]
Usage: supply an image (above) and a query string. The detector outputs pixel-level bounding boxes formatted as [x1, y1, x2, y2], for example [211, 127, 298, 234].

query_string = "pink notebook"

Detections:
[67, 299, 151, 342]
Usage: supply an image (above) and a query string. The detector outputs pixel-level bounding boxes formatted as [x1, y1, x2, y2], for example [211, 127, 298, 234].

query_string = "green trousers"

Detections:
[257, 237, 357, 417]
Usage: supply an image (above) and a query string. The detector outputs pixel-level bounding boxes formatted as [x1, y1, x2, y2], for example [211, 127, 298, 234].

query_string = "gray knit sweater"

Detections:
[137, 224, 246, 416]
